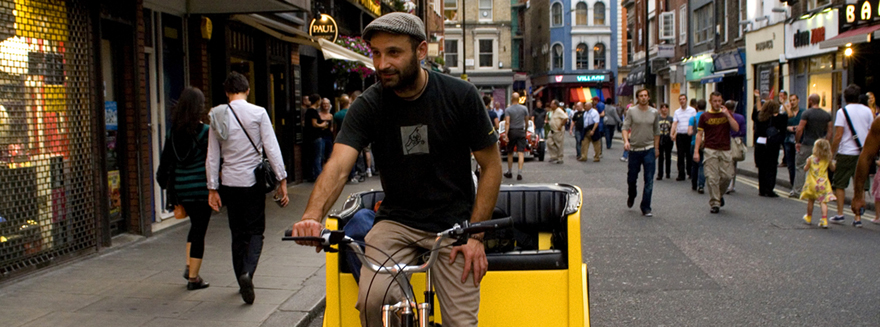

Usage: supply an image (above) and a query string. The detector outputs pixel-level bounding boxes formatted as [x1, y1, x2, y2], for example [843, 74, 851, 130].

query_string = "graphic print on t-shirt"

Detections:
[401, 124, 430, 155]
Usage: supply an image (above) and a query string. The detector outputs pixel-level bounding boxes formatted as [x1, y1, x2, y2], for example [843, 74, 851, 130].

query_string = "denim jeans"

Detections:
[535, 126, 544, 139]
[604, 124, 616, 149]
[312, 136, 333, 179]
[691, 144, 705, 189]
[627, 149, 656, 212]
[343, 208, 375, 283]
[574, 129, 585, 158]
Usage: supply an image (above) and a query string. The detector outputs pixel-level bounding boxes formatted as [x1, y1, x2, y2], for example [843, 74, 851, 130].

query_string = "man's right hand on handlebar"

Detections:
[291, 219, 324, 253]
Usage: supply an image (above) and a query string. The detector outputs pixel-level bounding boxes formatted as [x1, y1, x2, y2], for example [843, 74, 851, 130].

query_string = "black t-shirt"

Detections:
[304, 108, 319, 141]
[800, 108, 832, 145]
[572, 111, 585, 131]
[533, 107, 546, 129]
[335, 71, 499, 232]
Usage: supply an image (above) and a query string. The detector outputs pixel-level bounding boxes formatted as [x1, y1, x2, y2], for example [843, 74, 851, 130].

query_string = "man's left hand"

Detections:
[449, 238, 487, 287]
[655, 148, 660, 158]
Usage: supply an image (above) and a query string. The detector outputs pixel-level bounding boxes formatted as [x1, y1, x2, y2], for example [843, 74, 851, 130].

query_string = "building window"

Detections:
[626, 32, 633, 64]
[738, 0, 746, 38]
[576, 43, 589, 69]
[444, 0, 458, 21]
[479, 39, 494, 67]
[479, 0, 492, 21]
[808, 0, 831, 11]
[551, 2, 563, 27]
[694, 4, 713, 45]
[594, 2, 606, 26]
[575, 2, 588, 26]
[445, 39, 459, 68]
[680, 5, 687, 45]
[720, 0, 727, 44]
[552, 43, 563, 69]
[593, 43, 606, 69]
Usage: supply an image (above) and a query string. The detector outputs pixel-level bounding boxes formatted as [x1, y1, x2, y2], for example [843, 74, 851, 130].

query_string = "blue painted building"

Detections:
[531, 0, 617, 104]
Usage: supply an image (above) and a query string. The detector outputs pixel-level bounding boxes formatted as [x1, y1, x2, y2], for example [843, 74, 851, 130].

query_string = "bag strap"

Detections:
[842, 108, 863, 150]
[227, 104, 263, 157]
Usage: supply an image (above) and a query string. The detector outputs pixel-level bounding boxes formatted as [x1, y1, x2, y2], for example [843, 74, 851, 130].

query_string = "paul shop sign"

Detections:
[785, 9, 838, 58]
[309, 14, 338, 42]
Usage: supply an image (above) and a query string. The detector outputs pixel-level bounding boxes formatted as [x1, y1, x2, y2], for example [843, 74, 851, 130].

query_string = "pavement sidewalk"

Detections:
[0, 177, 383, 327]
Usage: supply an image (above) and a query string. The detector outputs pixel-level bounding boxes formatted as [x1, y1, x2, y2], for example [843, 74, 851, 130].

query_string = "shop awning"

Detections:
[570, 87, 606, 102]
[616, 81, 633, 96]
[626, 65, 646, 85]
[819, 24, 880, 49]
[188, 0, 307, 14]
[231, 15, 375, 70]
[532, 86, 546, 96]
[700, 69, 738, 84]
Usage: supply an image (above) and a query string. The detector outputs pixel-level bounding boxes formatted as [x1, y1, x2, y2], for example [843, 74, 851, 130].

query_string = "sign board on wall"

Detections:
[309, 14, 338, 42]
[685, 54, 714, 81]
[785, 9, 838, 59]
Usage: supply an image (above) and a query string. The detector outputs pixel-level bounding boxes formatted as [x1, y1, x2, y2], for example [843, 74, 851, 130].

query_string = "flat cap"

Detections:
[362, 12, 426, 43]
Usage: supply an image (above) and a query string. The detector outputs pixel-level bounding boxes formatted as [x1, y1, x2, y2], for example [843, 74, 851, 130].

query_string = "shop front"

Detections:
[711, 49, 747, 115]
[684, 53, 714, 101]
[533, 72, 616, 106]
[818, 3, 880, 104]
[786, 8, 840, 114]
[745, 22, 786, 144]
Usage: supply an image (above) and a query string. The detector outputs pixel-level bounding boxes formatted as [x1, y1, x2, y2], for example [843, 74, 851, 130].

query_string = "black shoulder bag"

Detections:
[842, 108, 877, 174]
[228, 104, 278, 193]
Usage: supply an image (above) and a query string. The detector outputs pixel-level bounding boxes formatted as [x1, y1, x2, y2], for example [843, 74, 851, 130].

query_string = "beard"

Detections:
[378, 54, 420, 91]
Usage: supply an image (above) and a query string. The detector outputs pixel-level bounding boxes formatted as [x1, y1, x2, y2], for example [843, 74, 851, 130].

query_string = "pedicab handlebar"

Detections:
[282, 217, 513, 275]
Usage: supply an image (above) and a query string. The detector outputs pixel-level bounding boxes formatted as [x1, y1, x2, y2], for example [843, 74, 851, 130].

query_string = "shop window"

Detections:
[593, 43, 606, 70]
[445, 39, 459, 68]
[479, 0, 492, 21]
[552, 43, 563, 70]
[576, 43, 589, 69]
[594, 2, 605, 26]
[479, 39, 494, 67]
[444, 0, 458, 21]
[694, 5, 713, 45]
[551, 2, 563, 27]
[575, 2, 588, 26]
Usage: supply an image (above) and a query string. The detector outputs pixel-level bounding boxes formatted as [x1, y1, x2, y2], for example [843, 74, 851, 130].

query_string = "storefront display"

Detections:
[785, 9, 840, 113]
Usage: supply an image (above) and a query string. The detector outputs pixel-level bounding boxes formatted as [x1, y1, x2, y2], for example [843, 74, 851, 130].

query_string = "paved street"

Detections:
[3, 133, 880, 326]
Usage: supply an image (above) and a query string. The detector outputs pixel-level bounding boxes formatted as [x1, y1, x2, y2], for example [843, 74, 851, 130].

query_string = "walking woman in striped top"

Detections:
[157, 87, 212, 290]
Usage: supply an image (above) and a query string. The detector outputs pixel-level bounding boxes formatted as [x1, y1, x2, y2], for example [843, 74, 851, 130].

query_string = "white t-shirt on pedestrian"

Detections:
[834, 103, 874, 156]
[672, 106, 696, 135]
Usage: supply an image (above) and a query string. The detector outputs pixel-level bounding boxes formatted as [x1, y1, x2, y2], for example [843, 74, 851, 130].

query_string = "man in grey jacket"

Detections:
[207, 72, 288, 304]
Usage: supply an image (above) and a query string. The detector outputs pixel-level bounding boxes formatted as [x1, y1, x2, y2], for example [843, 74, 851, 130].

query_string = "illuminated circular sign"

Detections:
[309, 14, 338, 42]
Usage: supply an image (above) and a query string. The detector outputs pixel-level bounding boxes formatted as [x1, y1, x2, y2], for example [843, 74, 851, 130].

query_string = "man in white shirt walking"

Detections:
[670, 94, 696, 181]
[207, 72, 288, 304]
[830, 84, 875, 227]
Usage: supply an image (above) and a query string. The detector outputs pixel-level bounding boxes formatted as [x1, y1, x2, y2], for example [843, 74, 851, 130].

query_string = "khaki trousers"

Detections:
[546, 130, 565, 161]
[703, 148, 734, 207]
[357, 220, 479, 327]
[581, 137, 602, 160]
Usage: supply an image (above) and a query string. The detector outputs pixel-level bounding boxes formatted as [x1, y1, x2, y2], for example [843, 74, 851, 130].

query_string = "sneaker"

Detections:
[853, 220, 863, 228]
[593, 158, 600, 162]
[710, 206, 720, 214]
[620, 157, 627, 162]
[788, 190, 799, 198]
[829, 215, 845, 224]
[366, 170, 373, 178]
[720, 197, 725, 207]
[656, 176, 663, 181]
[549, 159, 558, 164]
[726, 188, 735, 194]
[819, 218, 828, 229]
[503, 171, 513, 179]
[577, 157, 587, 162]
[556, 160, 564, 164]
[643, 210, 653, 217]
[517, 174, 523, 181]
[698, 187, 704, 194]
[349, 178, 360, 184]
[627, 195, 635, 208]
[803, 215, 812, 225]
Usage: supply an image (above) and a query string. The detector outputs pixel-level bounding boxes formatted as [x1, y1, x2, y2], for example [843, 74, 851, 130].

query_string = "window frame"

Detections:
[593, 43, 606, 70]
[551, 2, 563, 27]
[575, 2, 588, 26]
[693, 4, 713, 45]
[444, 0, 458, 21]
[444, 38, 460, 69]
[575, 43, 590, 69]
[479, 0, 493, 21]
[679, 5, 687, 45]
[551, 43, 564, 70]
[659, 11, 675, 41]
[478, 38, 495, 68]
[593, 1, 606, 26]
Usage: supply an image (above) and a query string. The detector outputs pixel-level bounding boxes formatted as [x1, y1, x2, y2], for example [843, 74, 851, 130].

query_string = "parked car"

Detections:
[499, 120, 545, 161]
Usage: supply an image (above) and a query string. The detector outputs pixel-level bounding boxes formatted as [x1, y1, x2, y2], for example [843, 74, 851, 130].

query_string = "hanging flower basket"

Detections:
[330, 36, 375, 88]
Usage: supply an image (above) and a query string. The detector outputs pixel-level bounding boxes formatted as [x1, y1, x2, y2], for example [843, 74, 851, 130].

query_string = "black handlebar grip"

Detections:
[462, 217, 514, 234]
[284, 229, 293, 237]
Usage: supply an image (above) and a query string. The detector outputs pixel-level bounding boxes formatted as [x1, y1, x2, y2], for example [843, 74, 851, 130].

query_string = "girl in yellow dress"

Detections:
[800, 139, 836, 228]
